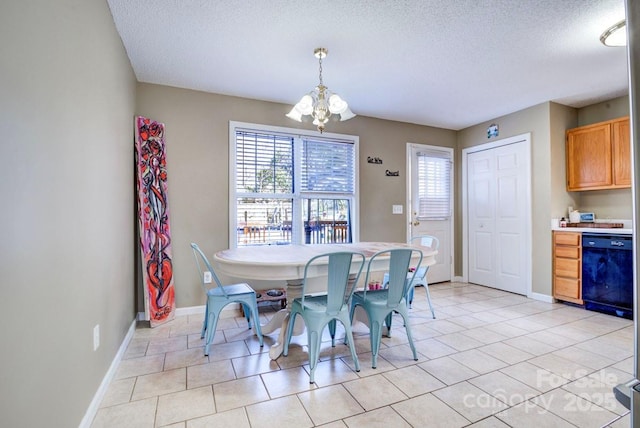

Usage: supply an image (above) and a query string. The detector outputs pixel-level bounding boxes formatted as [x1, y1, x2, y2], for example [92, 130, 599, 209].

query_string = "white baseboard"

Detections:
[529, 291, 554, 303]
[79, 318, 137, 428]
[176, 305, 206, 316]
[449, 278, 553, 303]
[136, 303, 239, 321]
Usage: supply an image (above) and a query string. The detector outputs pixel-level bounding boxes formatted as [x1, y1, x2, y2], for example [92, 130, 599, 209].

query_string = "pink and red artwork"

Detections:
[135, 116, 175, 326]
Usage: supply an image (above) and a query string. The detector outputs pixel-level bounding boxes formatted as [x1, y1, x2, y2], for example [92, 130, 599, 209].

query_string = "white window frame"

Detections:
[228, 121, 360, 248]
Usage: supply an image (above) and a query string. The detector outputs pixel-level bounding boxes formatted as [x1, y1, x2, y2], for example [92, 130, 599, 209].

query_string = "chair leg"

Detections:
[407, 286, 415, 309]
[424, 284, 436, 319]
[340, 315, 360, 373]
[369, 319, 384, 369]
[346, 301, 357, 345]
[307, 329, 322, 384]
[283, 310, 299, 357]
[328, 319, 337, 347]
[201, 301, 208, 339]
[397, 307, 418, 361]
[385, 313, 393, 337]
[241, 303, 251, 328]
[204, 308, 219, 357]
[249, 303, 264, 347]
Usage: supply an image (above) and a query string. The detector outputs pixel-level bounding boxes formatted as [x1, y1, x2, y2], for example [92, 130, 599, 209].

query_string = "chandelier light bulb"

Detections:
[297, 95, 314, 115]
[329, 94, 348, 114]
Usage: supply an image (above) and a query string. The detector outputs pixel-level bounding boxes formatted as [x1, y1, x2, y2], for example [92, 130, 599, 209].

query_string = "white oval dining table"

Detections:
[213, 241, 437, 359]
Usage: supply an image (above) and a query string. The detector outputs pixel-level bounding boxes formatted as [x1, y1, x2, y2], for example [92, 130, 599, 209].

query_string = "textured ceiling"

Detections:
[107, 0, 628, 130]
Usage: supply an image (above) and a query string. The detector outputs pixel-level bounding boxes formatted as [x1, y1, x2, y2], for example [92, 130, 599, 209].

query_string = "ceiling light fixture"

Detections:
[600, 19, 626, 46]
[286, 47, 355, 133]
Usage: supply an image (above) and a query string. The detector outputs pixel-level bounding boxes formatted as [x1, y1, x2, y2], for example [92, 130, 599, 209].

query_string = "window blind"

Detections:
[301, 139, 355, 193]
[235, 131, 293, 194]
[417, 149, 452, 220]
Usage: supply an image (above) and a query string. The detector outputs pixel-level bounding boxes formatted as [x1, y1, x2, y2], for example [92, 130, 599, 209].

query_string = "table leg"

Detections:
[261, 307, 289, 335]
[265, 280, 305, 360]
[268, 311, 305, 359]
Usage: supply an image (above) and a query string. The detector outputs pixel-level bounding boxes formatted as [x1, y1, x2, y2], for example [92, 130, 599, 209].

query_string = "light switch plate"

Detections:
[392, 205, 403, 214]
[204, 271, 212, 283]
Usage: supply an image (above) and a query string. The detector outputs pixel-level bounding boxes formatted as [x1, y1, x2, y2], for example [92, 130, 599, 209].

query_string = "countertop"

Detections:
[551, 219, 632, 235]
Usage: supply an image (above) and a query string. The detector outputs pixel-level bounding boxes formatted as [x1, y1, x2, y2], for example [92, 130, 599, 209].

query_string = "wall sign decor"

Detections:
[135, 116, 176, 327]
[367, 156, 383, 164]
[487, 123, 499, 138]
[385, 170, 400, 176]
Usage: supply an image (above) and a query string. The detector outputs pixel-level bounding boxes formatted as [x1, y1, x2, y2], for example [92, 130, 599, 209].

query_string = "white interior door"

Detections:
[467, 149, 495, 286]
[408, 144, 452, 283]
[466, 136, 530, 295]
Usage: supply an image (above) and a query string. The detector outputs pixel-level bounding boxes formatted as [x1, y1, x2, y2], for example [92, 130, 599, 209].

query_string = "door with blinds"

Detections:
[408, 144, 452, 283]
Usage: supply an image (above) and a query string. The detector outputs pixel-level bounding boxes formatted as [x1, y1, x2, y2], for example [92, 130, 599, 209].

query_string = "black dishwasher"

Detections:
[581, 234, 633, 319]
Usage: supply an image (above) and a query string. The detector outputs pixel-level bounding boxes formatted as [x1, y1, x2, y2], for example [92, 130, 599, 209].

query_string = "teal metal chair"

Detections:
[351, 248, 423, 368]
[382, 235, 438, 318]
[191, 243, 263, 356]
[283, 251, 365, 384]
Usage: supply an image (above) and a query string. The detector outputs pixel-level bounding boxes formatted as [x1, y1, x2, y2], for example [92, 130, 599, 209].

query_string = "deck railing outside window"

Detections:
[236, 218, 351, 246]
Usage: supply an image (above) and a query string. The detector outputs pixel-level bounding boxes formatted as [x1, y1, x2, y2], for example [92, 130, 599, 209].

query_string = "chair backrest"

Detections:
[365, 248, 423, 308]
[302, 251, 365, 314]
[410, 235, 440, 252]
[190, 243, 227, 297]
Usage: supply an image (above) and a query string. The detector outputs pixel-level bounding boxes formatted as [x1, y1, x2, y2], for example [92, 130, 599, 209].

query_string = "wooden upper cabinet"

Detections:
[566, 116, 630, 191]
[612, 118, 631, 186]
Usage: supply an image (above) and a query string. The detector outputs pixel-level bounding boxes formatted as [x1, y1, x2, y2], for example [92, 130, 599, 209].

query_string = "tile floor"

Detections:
[91, 282, 634, 427]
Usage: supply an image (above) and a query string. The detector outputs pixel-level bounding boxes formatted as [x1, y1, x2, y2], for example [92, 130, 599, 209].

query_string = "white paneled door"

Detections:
[466, 135, 531, 295]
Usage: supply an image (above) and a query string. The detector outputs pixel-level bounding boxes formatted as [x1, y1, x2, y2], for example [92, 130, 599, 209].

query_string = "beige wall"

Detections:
[0, 1, 136, 426]
[578, 95, 629, 125]
[575, 96, 632, 219]
[457, 102, 555, 296]
[135, 83, 457, 307]
[550, 102, 580, 219]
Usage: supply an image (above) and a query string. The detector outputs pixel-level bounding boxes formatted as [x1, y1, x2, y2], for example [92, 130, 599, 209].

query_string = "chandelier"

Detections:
[600, 20, 626, 46]
[286, 47, 355, 133]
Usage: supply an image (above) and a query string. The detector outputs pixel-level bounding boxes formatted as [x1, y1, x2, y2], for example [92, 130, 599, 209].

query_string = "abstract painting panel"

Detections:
[135, 116, 175, 326]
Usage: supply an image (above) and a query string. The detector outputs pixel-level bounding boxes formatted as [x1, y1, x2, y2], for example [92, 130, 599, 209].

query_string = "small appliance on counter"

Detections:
[568, 207, 581, 224]
[567, 207, 596, 224]
[579, 212, 596, 222]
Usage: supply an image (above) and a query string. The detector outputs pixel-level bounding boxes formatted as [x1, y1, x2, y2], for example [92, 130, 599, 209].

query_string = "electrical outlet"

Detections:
[392, 205, 403, 214]
[93, 325, 100, 351]
[203, 271, 212, 283]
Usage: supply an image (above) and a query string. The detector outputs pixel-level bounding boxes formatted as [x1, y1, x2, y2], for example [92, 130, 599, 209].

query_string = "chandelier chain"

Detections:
[318, 55, 323, 86]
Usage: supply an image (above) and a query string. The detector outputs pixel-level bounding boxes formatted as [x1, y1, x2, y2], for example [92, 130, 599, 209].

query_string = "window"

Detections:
[416, 149, 452, 220]
[230, 122, 359, 248]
